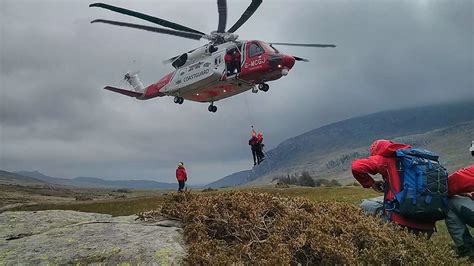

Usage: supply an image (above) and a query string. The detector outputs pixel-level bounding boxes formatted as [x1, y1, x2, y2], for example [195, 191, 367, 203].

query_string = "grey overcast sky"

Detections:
[0, 0, 473, 184]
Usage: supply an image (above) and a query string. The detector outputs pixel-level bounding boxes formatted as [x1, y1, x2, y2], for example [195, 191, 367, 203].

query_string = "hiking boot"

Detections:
[457, 245, 474, 260]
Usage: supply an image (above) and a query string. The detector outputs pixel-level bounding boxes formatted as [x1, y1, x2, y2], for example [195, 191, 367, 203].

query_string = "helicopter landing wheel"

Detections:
[259, 83, 269, 92]
[252, 86, 259, 93]
[208, 104, 217, 113]
[174, 96, 184, 104]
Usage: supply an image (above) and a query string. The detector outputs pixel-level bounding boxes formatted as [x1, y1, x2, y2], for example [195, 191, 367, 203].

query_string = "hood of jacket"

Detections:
[369, 139, 411, 157]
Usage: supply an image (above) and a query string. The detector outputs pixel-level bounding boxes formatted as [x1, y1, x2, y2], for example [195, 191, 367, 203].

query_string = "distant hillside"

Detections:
[14, 171, 177, 190]
[206, 170, 252, 188]
[0, 170, 46, 186]
[72, 176, 177, 189]
[208, 101, 474, 187]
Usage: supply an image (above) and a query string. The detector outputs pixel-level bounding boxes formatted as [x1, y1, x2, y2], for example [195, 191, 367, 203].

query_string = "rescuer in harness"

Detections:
[249, 129, 258, 166]
[256, 132, 265, 164]
[248, 128, 266, 166]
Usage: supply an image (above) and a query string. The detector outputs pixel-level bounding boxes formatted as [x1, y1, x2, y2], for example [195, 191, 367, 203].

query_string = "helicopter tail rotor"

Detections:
[124, 71, 145, 92]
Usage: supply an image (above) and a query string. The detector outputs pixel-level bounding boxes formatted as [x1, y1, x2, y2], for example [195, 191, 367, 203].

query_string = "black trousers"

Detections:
[226, 63, 234, 75]
[256, 146, 265, 163]
[178, 181, 185, 192]
[251, 148, 257, 165]
[235, 62, 241, 73]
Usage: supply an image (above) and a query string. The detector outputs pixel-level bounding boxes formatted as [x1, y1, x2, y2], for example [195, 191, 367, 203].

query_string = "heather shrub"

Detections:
[140, 191, 466, 265]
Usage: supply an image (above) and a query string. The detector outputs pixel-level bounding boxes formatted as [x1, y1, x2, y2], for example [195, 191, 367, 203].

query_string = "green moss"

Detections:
[154, 248, 172, 264]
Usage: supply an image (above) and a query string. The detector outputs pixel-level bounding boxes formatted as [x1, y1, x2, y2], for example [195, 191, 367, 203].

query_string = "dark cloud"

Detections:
[1, 0, 473, 183]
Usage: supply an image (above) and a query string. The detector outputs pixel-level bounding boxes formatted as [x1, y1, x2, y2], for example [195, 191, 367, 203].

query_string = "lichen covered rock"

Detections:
[0, 210, 185, 264]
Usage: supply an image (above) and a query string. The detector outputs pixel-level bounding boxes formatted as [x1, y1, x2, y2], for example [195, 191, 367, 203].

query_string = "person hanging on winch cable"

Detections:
[256, 132, 265, 164]
[249, 128, 258, 166]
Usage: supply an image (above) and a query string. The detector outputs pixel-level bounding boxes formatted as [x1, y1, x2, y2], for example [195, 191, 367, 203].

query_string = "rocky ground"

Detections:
[0, 210, 185, 265]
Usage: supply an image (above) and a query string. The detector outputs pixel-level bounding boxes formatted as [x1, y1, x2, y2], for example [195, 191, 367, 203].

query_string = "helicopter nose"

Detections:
[269, 54, 296, 73]
[281, 55, 296, 69]
[275, 55, 295, 76]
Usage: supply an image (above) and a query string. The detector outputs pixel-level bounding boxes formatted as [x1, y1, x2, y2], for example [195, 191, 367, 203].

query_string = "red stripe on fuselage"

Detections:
[143, 72, 175, 98]
[190, 83, 237, 102]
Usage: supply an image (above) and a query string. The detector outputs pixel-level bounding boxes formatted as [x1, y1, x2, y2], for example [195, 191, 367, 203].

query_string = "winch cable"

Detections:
[243, 91, 254, 127]
[243, 92, 273, 167]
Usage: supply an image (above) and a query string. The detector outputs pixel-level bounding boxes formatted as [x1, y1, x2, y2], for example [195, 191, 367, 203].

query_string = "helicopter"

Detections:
[90, 0, 335, 113]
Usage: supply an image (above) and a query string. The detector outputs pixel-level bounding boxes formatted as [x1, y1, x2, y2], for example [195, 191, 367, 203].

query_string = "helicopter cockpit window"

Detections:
[260, 42, 278, 53]
[248, 43, 264, 57]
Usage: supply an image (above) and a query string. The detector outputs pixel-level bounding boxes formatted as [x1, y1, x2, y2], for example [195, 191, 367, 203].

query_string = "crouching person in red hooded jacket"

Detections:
[446, 156, 474, 259]
[176, 162, 187, 192]
[352, 139, 436, 237]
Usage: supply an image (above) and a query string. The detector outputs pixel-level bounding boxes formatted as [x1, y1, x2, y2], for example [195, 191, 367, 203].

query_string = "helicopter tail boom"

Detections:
[104, 86, 144, 98]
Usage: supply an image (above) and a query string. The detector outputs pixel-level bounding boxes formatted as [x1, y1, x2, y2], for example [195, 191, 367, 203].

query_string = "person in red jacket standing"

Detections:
[445, 148, 474, 260]
[176, 162, 187, 192]
[352, 139, 435, 236]
[224, 50, 234, 76]
[233, 49, 242, 74]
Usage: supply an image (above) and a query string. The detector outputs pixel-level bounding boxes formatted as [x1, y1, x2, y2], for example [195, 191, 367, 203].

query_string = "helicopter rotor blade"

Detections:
[270, 42, 336, 48]
[163, 55, 180, 65]
[89, 3, 205, 35]
[91, 19, 207, 40]
[217, 0, 227, 33]
[293, 56, 309, 62]
[227, 0, 263, 33]
[163, 48, 199, 65]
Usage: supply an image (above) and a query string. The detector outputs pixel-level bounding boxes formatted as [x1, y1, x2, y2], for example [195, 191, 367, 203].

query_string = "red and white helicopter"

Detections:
[90, 0, 335, 112]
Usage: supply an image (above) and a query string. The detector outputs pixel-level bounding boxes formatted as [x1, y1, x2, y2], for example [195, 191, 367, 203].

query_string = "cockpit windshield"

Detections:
[259, 42, 279, 53]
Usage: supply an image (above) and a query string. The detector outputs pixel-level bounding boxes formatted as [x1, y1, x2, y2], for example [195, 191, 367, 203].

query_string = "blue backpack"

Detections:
[386, 148, 449, 222]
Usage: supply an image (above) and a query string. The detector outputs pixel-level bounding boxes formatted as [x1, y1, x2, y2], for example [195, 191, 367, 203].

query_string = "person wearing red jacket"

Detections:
[352, 139, 435, 235]
[233, 49, 242, 74]
[249, 135, 258, 166]
[224, 50, 234, 76]
[445, 152, 474, 259]
[176, 162, 187, 192]
[256, 132, 265, 164]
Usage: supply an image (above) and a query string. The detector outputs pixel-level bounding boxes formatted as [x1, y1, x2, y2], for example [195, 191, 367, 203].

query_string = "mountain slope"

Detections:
[208, 101, 474, 187]
[206, 170, 252, 188]
[0, 170, 46, 186]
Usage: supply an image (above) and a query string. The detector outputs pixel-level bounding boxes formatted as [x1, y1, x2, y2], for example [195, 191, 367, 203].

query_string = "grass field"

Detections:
[8, 195, 167, 216]
[6, 185, 460, 247]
